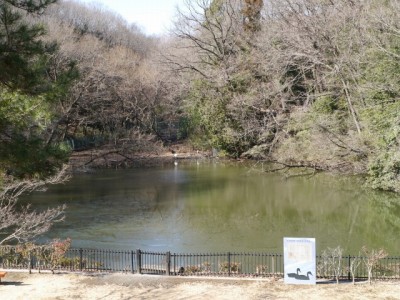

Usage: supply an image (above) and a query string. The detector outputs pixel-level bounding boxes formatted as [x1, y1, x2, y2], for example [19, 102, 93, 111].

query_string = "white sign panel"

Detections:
[284, 237, 316, 284]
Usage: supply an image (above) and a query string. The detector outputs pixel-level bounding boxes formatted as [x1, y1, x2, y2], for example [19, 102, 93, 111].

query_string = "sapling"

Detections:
[321, 246, 343, 284]
[361, 246, 388, 285]
[349, 254, 362, 285]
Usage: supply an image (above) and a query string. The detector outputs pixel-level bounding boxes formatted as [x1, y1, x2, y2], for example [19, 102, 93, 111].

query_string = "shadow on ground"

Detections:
[0, 281, 27, 286]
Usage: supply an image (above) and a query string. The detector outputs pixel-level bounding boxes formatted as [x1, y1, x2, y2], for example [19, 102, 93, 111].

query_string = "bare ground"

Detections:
[1, 271, 400, 300]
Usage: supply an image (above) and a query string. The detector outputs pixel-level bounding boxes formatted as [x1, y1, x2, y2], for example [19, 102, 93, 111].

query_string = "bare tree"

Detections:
[46, 0, 153, 54]
[34, 1, 171, 157]
[169, 0, 245, 81]
[0, 167, 68, 245]
[361, 246, 388, 285]
[164, 0, 275, 155]
[349, 253, 362, 285]
[320, 246, 343, 284]
[245, 0, 384, 170]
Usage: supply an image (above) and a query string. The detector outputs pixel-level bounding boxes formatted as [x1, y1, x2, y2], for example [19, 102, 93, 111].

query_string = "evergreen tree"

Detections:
[0, 0, 75, 179]
[0, 0, 69, 245]
[0, 0, 57, 92]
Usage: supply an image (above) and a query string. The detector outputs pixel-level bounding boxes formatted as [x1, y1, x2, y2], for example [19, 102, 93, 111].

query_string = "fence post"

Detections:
[29, 250, 32, 274]
[79, 248, 83, 271]
[348, 256, 351, 281]
[166, 251, 171, 276]
[271, 255, 275, 276]
[131, 251, 135, 274]
[228, 252, 231, 277]
[136, 249, 142, 274]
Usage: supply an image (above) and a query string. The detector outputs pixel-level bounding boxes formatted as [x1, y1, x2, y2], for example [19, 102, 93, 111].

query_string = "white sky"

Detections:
[77, 0, 186, 35]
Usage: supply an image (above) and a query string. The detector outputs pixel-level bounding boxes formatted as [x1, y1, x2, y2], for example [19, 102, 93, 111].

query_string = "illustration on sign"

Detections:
[284, 237, 316, 285]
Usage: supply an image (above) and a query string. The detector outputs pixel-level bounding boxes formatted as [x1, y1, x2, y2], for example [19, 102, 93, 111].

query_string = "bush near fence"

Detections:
[1, 246, 399, 281]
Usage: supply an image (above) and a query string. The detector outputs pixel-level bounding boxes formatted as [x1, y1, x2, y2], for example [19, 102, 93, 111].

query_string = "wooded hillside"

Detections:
[165, 0, 400, 192]
[2, 0, 400, 194]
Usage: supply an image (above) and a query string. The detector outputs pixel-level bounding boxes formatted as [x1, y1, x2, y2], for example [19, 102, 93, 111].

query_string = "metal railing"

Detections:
[171, 252, 283, 277]
[1, 246, 400, 280]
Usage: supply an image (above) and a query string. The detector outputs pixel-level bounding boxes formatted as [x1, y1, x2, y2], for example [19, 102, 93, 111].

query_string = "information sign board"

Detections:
[284, 237, 316, 284]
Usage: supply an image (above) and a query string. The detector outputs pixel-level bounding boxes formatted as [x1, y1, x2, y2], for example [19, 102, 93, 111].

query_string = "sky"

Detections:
[77, 0, 186, 35]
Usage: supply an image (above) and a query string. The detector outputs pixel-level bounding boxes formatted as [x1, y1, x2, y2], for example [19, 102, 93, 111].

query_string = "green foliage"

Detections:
[227, 71, 252, 93]
[185, 80, 229, 147]
[1, 0, 57, 13]
[361, 49, 400, 107]
[0, 0, 76, 180]
[0, 89, 51, 129]
[185, 73, 260, 157]
[0, 90, 72, 175]
[359, 102, 400, 192]
[46, 59, 79, 100]
[0, 1, 57, 92]
[367, 151, 400, 193]
[177, 116, 191, 140]
[0, 135, 69, 178]
[312, 96, 339, 114]
[360, 103, 400, 147]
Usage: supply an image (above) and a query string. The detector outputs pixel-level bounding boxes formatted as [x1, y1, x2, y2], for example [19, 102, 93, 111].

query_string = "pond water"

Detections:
[22, 160, 400, 254]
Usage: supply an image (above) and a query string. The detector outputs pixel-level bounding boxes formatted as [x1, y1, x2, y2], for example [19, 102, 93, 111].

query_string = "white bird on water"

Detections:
[171, 149, 178, 165]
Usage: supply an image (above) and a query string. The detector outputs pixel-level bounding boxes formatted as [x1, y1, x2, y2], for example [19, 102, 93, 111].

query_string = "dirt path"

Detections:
[1, 271, 400, 300]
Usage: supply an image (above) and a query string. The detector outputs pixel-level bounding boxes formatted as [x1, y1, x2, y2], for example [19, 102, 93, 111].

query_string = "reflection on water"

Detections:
[21, 161, 400, 254]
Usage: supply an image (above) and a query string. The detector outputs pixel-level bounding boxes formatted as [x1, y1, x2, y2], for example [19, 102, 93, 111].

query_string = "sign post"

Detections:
[284, 237, 316, 284]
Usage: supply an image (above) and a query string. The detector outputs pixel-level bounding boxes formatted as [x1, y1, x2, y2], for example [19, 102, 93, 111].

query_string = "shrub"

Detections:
[219, 261, 241, 273]
[361, 246, 388, 285]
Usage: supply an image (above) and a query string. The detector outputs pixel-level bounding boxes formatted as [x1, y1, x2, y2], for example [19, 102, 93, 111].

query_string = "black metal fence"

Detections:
[1, 246, 400, 280]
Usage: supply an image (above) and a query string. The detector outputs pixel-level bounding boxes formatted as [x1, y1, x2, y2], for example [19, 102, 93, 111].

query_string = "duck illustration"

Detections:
[287, 268, 301, 278]
[295, 271, 313, 280]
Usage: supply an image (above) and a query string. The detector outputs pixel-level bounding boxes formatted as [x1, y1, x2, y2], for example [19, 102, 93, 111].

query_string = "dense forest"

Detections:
[1, 0, 400, 242]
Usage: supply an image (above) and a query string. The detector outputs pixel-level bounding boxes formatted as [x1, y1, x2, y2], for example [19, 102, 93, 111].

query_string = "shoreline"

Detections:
[68, 147, 214, 172]
[67, 147, 250, 173]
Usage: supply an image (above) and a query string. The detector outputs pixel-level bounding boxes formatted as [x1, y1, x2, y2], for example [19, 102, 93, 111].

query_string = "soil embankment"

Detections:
[68, 144, 207, 171]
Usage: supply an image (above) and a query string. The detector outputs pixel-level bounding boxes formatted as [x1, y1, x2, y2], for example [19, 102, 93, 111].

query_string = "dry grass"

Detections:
[1, 271, 400, 300]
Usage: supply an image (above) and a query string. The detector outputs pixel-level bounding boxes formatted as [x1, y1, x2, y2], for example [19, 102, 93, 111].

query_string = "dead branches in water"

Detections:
[248, 155, 359, 180]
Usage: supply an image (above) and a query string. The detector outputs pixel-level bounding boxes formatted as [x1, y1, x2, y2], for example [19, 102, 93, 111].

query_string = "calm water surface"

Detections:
[23, 161, 400, 254]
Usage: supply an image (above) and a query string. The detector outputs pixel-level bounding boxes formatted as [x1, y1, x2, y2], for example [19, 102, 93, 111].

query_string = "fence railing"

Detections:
[1, 246, 400, 280]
